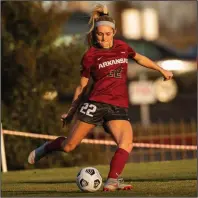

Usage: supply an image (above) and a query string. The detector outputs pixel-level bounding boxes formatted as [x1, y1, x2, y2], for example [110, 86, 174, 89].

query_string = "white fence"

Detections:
[1, 126, 197, 173]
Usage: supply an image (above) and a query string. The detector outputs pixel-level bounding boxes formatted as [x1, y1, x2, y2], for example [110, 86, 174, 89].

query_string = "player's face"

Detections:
[96, 26, 115, 48]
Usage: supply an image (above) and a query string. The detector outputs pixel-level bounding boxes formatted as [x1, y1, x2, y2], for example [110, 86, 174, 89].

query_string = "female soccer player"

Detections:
[28, 4, 173, 191]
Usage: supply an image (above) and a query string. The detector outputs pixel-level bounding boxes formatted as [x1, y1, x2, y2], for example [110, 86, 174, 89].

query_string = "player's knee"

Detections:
[127, 143, 133, 152]
[119, 142, 133, 153]
[62, 143, 76, 153]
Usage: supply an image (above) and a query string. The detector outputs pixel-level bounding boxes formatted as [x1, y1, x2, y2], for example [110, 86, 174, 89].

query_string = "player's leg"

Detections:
[102, 122, 118, 144]
[103, 120, 133, 191]
[28, 120, 95, 164]
[28, 100, 104, 164]
[61, 120, 95, 152]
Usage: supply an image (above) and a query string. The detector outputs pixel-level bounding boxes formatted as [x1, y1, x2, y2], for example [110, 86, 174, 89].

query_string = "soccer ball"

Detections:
[76, 167, 102, 192]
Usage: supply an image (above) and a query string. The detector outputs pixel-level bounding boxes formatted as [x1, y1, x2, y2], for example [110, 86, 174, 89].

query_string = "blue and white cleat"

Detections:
[28, 142, 49, 164]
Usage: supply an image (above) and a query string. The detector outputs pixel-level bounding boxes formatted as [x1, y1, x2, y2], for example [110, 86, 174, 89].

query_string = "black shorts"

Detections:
[77, 100, 130, 126]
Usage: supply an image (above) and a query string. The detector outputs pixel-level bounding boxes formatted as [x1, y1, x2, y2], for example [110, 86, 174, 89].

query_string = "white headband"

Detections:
[95, 21, 115, 29]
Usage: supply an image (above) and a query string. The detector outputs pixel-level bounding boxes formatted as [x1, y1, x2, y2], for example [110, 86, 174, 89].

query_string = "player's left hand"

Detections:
[161, 69, 173, 81]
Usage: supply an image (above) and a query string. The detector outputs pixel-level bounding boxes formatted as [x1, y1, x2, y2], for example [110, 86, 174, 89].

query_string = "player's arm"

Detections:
[61, 77, 89, 125]
[131, 53, 173, 80]
[61, 51, 93, 126]
[71, 76, 89, 109]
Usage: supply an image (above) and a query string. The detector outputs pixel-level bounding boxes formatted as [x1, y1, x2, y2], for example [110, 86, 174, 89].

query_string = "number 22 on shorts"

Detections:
[80, 103, 97, 117]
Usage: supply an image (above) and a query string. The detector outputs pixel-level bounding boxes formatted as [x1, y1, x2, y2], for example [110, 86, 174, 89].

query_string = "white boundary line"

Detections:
[2, 129, 197, 150]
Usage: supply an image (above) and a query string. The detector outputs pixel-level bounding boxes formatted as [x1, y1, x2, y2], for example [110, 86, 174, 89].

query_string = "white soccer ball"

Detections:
[76, 167, 102, 192]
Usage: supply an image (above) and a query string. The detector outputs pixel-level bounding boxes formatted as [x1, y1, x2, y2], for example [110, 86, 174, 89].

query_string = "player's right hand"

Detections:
[61, 113, 73, 128]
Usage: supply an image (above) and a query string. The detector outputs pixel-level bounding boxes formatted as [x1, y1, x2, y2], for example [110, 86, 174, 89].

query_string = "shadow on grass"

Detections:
[2, 190, 135, 196]
[2, 189, 140, 197]
[5, 176, 196, 185]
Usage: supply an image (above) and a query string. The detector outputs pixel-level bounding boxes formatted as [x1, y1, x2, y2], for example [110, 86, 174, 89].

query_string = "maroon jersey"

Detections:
[80, 39, 136, 108]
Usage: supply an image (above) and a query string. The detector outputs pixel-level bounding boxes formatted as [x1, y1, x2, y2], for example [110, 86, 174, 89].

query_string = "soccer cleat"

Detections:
[103, 178, 133, 191]
[28, 142, 49, 164]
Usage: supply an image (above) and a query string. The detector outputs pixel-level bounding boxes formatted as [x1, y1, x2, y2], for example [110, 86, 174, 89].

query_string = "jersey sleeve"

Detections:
[127, 44, 136, 58]
[80, 52, 93, 78]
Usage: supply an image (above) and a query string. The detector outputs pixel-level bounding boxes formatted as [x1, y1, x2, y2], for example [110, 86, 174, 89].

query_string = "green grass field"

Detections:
[1, 159, 197, 197]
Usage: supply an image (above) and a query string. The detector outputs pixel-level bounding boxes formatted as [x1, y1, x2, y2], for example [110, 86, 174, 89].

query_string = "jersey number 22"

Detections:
[80, 103, 97, 117]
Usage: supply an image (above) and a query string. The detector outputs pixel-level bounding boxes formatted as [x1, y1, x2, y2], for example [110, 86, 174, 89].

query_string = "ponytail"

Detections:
[88, 4, 109, 34]
[86, 4, 115, 47]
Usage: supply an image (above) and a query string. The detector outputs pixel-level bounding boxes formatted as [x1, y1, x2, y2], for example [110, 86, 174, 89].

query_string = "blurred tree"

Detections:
[2, 0, 86, 157]
[2, 1, 88, 170]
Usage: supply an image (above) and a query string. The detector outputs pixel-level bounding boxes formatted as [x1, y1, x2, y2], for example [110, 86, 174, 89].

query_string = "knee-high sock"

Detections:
[44, 136, 66, 153]
[107, 148, 129, 179]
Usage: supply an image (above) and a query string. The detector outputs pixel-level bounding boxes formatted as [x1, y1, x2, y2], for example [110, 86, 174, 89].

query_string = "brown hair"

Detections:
[87, 4, 115, 47]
